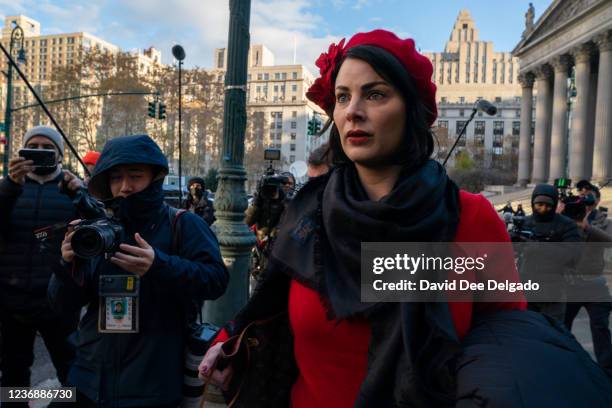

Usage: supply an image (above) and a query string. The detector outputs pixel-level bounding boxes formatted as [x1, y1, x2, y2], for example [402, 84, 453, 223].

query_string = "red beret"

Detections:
[83, 150, 101, 166]
[306, 29, 437, 126]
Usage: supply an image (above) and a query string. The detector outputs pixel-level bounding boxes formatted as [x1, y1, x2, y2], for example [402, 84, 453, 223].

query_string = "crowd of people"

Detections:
[0, 28, 610, 408]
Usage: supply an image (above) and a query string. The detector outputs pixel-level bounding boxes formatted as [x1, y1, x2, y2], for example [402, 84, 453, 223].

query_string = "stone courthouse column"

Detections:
[593, 31, 612, 184]
[517, 72, 535, 186]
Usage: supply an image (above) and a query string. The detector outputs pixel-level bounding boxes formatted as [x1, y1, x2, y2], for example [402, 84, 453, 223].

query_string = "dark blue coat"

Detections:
[0, 173, 77, 317]
[48, 135, 229, 407]
[457, 310, 612, 407]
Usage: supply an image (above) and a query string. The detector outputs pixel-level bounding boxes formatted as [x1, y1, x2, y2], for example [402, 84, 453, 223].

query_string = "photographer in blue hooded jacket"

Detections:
[48, 135, 229, 408]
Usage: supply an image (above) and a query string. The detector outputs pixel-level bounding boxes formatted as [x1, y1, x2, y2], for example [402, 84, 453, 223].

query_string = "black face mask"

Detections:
[32, 165, 58, 176]
[190, 186, 203, 200]
[105, 179, 165, 225]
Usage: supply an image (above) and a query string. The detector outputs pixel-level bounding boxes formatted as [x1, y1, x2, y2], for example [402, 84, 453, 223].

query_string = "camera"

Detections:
[258, 148, 288, 201]
[67, 187, 125, 259]
[72, 218, 124, 259]
[554, 178, 596, 221]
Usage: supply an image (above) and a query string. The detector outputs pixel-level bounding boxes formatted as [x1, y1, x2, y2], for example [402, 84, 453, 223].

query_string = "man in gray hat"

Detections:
[0, 125, 83, 400]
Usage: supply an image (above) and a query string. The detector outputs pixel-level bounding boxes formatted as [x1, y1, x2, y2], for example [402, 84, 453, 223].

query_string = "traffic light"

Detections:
[314, 119, 321, 134]
[307, 118, 315, 136]
[148, 101, 157, 118]
[158, 103, 166, 120]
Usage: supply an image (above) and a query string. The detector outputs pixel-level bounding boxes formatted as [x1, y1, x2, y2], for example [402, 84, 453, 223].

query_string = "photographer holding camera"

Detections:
[245, 154, 292, 279]
[517, 184, 582, 322]
[48, 135, 229, 407]
[0, 125, 82, 398]
[183, 177, 216, 226]
[565, 182, 612, 377]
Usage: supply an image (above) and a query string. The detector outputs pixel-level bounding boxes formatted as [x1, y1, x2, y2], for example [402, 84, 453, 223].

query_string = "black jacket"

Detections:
[184, 193, 216, 226]
[518, 186, 581, 298]
[0, 173, 77, 317]
[47, 135, 229, 407]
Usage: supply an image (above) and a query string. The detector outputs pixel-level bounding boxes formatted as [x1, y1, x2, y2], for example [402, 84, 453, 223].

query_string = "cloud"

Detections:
[250, 0, 340, 72]
[352, 0, 370, 10]
[0, 0, 342, 73]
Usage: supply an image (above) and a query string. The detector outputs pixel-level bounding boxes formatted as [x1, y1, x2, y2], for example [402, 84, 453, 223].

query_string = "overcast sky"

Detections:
[0, 0, 553, 73]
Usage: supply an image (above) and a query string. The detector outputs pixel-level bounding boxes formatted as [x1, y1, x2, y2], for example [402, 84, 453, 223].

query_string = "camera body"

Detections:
[69, 188, 125, 259]
[260, 171, 289, 201]
[508, 215, 553, 242]
[72, 217, 124, 259]
[554, 178, 596, 221]
[258, 148, 288, 201]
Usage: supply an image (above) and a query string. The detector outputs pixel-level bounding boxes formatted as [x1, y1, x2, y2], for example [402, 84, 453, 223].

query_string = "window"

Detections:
[493, 134, 503, 148]
[456, 120, 466, 147]
[440, 109, 446, 117]
[290, 144, 296, 151]
[438, 120, 448, 128]
[281, 72, 287, 80]
[456, 121, 466, 136]
[292, 72, 298, 79]
[257, 73, 262, 80]
[292, 84, 297, 92]
[67, 37, 75, 44]
[474, 121, 485, 135]
[275, 143, 282, 148]
[216, 50, 224, 68]
[459, 97, 465, 104]
[515, 110, 520, 118]
[292, 111, 297, 117]
[493, 121, 504, 135]
[292, 96, 297, 101]
[291, 121, 297, 129]
[274, 85, 278, 93]
[512, 121, 520, 136]
[276, 133, 282, 140]
[459, 109, 465, 117]
[290, 155, 296, 163]
[291, 132, 296, 140]
[495, 96, 502, 103]
[441, 97, 447, 104]
[264, 73, 269, 80]
[274, 72, 280, 80]
[256, 86, 261, 93]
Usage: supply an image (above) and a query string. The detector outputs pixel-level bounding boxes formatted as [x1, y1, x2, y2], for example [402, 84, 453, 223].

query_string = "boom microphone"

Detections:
[476, 99, 497, 116]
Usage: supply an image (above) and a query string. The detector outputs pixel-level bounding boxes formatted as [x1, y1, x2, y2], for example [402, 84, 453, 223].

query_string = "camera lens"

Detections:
[72, 226, 106, 259]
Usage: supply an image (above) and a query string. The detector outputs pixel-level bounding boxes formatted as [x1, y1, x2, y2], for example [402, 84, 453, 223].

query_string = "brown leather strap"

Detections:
[199, 313, 285, 407]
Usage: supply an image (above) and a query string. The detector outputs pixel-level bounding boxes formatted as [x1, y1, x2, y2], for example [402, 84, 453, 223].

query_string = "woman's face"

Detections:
[333, 58, 406, 167]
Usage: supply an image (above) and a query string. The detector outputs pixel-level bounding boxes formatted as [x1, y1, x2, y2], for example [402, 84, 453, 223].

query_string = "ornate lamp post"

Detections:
[2, 22, 27, 177]
[203, 0, 256, 325]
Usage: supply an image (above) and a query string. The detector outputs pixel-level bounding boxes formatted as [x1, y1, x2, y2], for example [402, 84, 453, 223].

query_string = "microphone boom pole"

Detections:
[442, 108, 477, 167]
[0, 41, 91, 175]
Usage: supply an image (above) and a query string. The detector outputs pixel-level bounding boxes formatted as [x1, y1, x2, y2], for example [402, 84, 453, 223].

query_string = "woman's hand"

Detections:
[198, 342, 234, 391]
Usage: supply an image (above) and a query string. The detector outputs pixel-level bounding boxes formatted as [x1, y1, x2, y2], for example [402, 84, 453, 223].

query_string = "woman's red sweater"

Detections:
[216, 191, 526, 407]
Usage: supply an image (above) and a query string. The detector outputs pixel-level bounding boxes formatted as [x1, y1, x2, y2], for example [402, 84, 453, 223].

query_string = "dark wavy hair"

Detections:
[321, 45, 435, 169]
